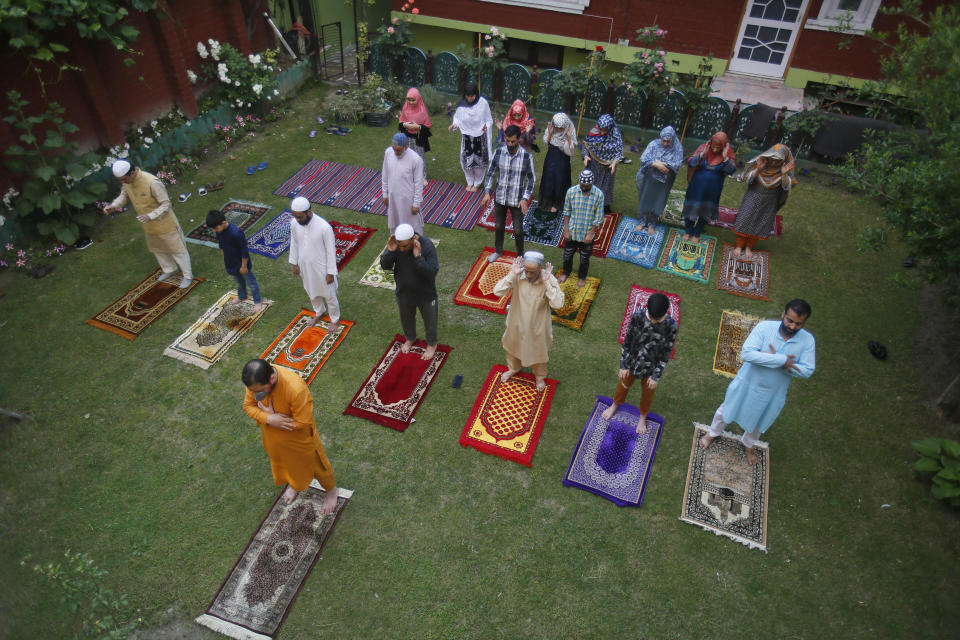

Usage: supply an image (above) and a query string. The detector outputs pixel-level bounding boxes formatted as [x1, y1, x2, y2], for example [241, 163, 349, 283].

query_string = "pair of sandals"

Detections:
[179, 180, 224, 201]
[246, 161, 268, 174]
[325, 126, 351, 136]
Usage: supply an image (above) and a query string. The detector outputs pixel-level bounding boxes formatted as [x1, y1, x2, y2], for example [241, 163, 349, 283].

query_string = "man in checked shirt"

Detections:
[480, 124, 537, 263]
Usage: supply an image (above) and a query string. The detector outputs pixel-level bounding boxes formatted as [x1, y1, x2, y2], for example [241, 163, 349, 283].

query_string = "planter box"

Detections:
[365, 110, 392, 127]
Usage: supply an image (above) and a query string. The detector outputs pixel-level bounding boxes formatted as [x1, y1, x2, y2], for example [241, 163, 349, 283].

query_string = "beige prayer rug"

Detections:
[359, 239, 439, 290]
[195, 482, 352, 640]
[551, 270, 600, 331]
[86, 269, 204, 340]
[716, 243, 771, 300]
[260, 310, 354, 385]
[713, 310, 761, 378]
[163, 291, 273, 369]
[680, 424, 770, 552]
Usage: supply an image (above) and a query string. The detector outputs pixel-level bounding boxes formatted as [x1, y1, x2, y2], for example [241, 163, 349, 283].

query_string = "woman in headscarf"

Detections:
[581, 114, 622, 213]
[733, 143, 797, 257]
[496, 99, 537, 152]
[398, 87, 432, 183]
[681, 131, 736, 242]
[539, 112, 577, 212]
[448, 81, 494, 192]
[634, 125, 684, 233]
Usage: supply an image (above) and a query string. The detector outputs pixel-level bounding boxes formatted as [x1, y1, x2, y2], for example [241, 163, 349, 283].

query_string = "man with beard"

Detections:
[288, 196, 341, 331]
[699, 299, 815, 464]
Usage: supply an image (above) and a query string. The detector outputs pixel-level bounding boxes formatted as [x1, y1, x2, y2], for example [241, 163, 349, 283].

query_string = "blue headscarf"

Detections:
[583, 114, 623, 164]
[640, 126, 684, 172]
[391, 132, 409, 147]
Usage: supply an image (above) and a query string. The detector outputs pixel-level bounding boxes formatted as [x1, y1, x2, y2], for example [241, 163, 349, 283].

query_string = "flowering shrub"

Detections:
[211, 114, 264, 152]
[0, 235, 67, 272]
[454, 26, 508, 86]
[189, 39, 279, 113]
[373, 9, 414, 72]
[616, 26, 675, 97]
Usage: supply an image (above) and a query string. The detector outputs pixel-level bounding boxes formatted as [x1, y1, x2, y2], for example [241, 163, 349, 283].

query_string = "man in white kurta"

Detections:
[382, 132, 425, 235]
[493, 251, 565, 391]
[102, 160, 194, 287]
[288, 196, 341, 331]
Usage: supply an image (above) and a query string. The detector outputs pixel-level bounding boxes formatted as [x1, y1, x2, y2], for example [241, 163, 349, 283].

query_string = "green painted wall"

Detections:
[312, 0, 357, 46]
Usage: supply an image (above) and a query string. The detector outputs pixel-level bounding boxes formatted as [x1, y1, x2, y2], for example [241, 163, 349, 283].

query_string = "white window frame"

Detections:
[474, 0, 590, 15]
[805, 0, 882, 35]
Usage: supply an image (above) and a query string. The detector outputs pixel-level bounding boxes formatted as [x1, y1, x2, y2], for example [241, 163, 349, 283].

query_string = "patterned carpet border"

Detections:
[247, 210, 293, 259]
[186, 199, 271, 249]
[710, 205, 783, 236]
[712, 310, 761, 378]
[358, 239, 441, 290]
[522, 205, 564, 247]
[475, 200, 505, 232]
[551, 270, 600, 331]
[606, 217, 667, 269]
[86, 269, 204, 340]
[260, 309, 354, 385]
[452, 247, 517, 315]
[716, 242, 771, 300]
[558, 212, 620, 258]
[656, 228, 717, 284]
[618, 284, 681, 359]
[331, 220, 376, 271]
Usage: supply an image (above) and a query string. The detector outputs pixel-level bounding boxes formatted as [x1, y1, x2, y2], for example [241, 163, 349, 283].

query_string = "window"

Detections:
[805, 0, 882, 35]
[474, 0, 590, 15]
[501, 37, 564, 69]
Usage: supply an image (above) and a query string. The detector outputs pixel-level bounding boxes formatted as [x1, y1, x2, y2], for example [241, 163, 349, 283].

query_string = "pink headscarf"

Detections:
[503, 99, 534, 134]
[400, 87, 432, 130]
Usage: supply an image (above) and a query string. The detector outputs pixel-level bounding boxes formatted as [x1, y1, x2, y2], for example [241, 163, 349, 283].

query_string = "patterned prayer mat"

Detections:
[658, 189, 688, 228]
[195, 482, 352, 640]
[713, 310, 761, 378]
[163, 291, 273, 369]
[343, 334, 452, 431]
[709, 205, 782, 236]
[618, 284, 681, 358]
[330, 220, 375, 271]
[716, 243, 771, 300]
[680, 424, 770, 552]
[452, 247, 517, 314]
[475, 200, 508, 233]
[358, 240, 440, 290]
[558, 212, 620, 258]
[459, 365, 558, 467]
[86, 269, 204, 340]
[522, 205, 564, 247]
[657, 228, 717, 284]
[606, 217, 667, 269]
[552, 269, 600, 331]
[186, 199, 271, 248]
[260, 310, 354, 384]
[247, 210, 293, 259]
[563, 396, 664, 507]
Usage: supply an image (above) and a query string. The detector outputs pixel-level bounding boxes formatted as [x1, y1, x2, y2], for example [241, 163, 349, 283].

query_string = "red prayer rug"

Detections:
[459, 365, 558, 467]
[86, 269, 204, 340]
[452, 247, 517, 314]
[260, 309, 354, 384]
[330, 220, 375, 271]
[343, 334, 452, 431]
[710, 206, 783, 236]
[558, 212, 620, 258]
[618, 284, 681, 359]
[716, 243, 771, 300]
[475, 200, 509, 233]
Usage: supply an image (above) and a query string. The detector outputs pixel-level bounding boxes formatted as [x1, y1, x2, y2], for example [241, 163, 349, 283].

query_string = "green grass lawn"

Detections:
[1, 82, 958, 640]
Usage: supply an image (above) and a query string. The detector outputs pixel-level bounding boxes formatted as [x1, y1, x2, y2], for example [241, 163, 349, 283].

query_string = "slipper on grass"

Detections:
[198, 187, 208, 197]
[317, 117, 325, 124]
[209, 180, 224, 192]
[246, 166, 256, 175]
[309, 130, 317, 137]
[257, 161, 268, 171]
[337, 126, 352, 134]
[178, 192, 191, 203]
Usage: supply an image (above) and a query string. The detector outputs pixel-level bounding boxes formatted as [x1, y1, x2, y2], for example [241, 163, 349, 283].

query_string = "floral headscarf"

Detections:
[640, 126, 684, 172]
[503, 99, 534, 134]
[744, 143, 796, 190]
[583, 114, 623, 164]
[399, 87, 432, 129]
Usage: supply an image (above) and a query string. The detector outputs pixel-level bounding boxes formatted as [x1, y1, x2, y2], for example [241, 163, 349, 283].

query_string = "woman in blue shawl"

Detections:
[634, 126, 684, 233]
[581, 114, 622, 213]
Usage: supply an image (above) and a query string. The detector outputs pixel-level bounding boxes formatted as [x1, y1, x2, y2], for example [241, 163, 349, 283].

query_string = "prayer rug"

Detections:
[86, 269, 204, 340]
[563, 396, 663, 507]
[558, 212, 620, 258]
[606, 217, 667, 269]
[186, 199, 271, 248]
[716, 243, 771, 300]
[680, 424, 770, 552]
[552, 269, 600, 331]
[163, 291, 273, 369]
[656, 228, 717, 284]
[618, 284, 681, 359]
[713, 310, 761, 378]
[452, 247, 517, 315]
[195, 481, 353, 640]
[658, 189, 688, 228]
[247, 210, 293, 259]
[475, 199, 509, 233]
[330, 220, 375, 271]
[260, 310, 354, 384]
[343, 334, 452, 431]
[709, 206, 782, 236]
[358, 240, 440, 290]
[522, 205, 564, 247]
[459, 365, 558, 467]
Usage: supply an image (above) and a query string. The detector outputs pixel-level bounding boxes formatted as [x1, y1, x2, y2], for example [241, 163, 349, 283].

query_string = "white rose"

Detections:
[252, 83, 262, 95]
[234, 80, 240, 86]
[144, 137, 153, 144]
[187, 70, 197, 83]
[273, 89, 279, 95]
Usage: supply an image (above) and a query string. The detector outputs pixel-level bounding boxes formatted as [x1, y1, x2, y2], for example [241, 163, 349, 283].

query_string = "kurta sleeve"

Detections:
[243, 389, 268, 426]
[543, 273, 565, 309]
[288, 223, 299, 266]
[789, 335, 816, 379]
[146, 179, 172, 220]
[109, 190, 129, 209]
[412, 156, 424, 208]
[740, 324, 788, 368]
[322, 223, 338, 276]
[493, 270, 517, 297]
[381, 149, 390, 196]
[287, 384, 315, 430]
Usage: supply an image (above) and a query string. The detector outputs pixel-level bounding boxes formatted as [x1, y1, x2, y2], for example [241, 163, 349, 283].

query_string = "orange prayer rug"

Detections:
[260, 309, 354, 384]
[551, 269, 600, 331]
[459, 365, 558, 467]
[712, 310, 761, 378]
[452, 247, 517, 314]
[343, 334, 452, 431]
[86, 269, 204, 340]
[558, 212, 620, 258]
[716, 243, 771, 300]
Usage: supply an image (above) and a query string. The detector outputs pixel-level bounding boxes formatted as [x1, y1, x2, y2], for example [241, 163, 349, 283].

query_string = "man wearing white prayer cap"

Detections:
[381, 132, 425, 236]
[102, 160, 194, 287]
[380, 222, 440, 359]
[493, 250, 565, 391]
[288, 197, 342, 331]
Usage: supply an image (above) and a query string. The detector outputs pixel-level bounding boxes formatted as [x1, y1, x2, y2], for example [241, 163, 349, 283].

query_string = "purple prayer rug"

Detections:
[563, 396, 663, 507]
[195, 482, 353, 639]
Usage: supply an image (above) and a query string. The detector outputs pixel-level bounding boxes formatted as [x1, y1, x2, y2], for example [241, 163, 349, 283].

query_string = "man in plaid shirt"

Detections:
[560, 169, 605, 287]
[480, 125, 537, 262]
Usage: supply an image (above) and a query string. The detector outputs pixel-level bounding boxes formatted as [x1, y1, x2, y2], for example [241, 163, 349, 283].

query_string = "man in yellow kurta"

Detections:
[493, 251, 565, 391]
[102, 160, 194, 287]
[241, 358, 339, 513]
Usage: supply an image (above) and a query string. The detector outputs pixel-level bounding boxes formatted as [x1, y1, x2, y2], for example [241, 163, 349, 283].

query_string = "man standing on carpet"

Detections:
[380, 223, 439, 360]
[601, 293, 677, 433]
[207, 209, 263, 313]
[102, 160, 194, 288]
[480, 125, 537, 263]
[288, 196, 341, 332]
[700, 299, 816, 464]
[242, 358, 339, 512]
[493, 250, 565, 392]
[382, 132, 425, 235]
[560, 169, 605, 288]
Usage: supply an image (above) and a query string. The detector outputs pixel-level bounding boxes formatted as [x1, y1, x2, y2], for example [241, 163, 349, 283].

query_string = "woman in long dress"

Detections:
[398, 87, 432, 183]
[681, 131, 736, 242]
[733, 143, 796, 257]
[581, 113, 622, 213]
[634, 125, 684, 233]
[539, 112, 577, 212]
[447, 81, 493, 192]
[496, 99, 536, 152]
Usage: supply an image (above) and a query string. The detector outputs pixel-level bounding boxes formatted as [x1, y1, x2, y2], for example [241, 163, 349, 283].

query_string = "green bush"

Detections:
[416, 84, 446, 115]
[912, 437, 960, 505]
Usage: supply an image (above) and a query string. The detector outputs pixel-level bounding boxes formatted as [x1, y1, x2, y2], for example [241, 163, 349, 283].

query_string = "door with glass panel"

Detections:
[729, 0, 810, 77]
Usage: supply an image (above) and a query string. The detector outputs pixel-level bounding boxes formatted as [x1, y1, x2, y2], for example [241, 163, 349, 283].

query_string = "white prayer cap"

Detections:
[112, 160, 132, 177]
[523, 250, 544, 265]
[290, 196, 310, 212]
[395, 223, 415, 241]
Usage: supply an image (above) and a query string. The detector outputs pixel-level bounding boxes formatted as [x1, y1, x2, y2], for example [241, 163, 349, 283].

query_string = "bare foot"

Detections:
[577, 279, 586, 288]
[550, 206, 558, 213]
[421, 344, 437, 360]
[251, 302, 265, 313]
[325, 321, 341, 334]
[699, 434, 716, 451]
[682, 233, 690, 241]
[500, 369, 517, 383]
[744, 247, 754, 259]
[400, 339, 414, 354]
[601, 403, 619, 420]
[647, 226, 657, 235]
[733, 247, 742, 258]
[745, 446, 759, 466]
[535, 377, 546, 392]
[320, 488, 339, 514]
[307, 314, 321, 327]
[557, 274, 568, 283]
[691, 236, 700, 244]
[282, 486, 298, 504]
[636, 418, 647, 435]
[634, 224, 645, 232]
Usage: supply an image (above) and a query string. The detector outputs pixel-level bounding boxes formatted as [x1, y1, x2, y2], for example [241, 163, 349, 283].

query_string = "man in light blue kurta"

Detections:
[700, 299, 816, 464]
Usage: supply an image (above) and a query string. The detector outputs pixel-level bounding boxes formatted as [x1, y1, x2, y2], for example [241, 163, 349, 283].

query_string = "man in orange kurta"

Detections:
[242, 359, 338, 512]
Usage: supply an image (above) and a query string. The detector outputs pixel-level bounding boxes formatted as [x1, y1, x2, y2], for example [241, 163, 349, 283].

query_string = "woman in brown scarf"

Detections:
[733, 144, 797, 257]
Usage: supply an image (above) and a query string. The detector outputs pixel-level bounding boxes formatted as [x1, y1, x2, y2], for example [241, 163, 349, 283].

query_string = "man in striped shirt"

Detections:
[480, 125, 537, 262]
[560, 169, 605, 287]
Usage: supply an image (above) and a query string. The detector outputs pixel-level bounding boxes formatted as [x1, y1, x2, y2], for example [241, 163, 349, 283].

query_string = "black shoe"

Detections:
[867, 340, 887, 360]
[902, 256, 916, 268]
[74, 236, 93, 250]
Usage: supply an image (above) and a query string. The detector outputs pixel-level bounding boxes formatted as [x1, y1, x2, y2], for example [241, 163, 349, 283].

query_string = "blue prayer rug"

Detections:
[247, 210, 293, 259]
[563, 395, 664, 507]
[606, 217, 667, 269]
